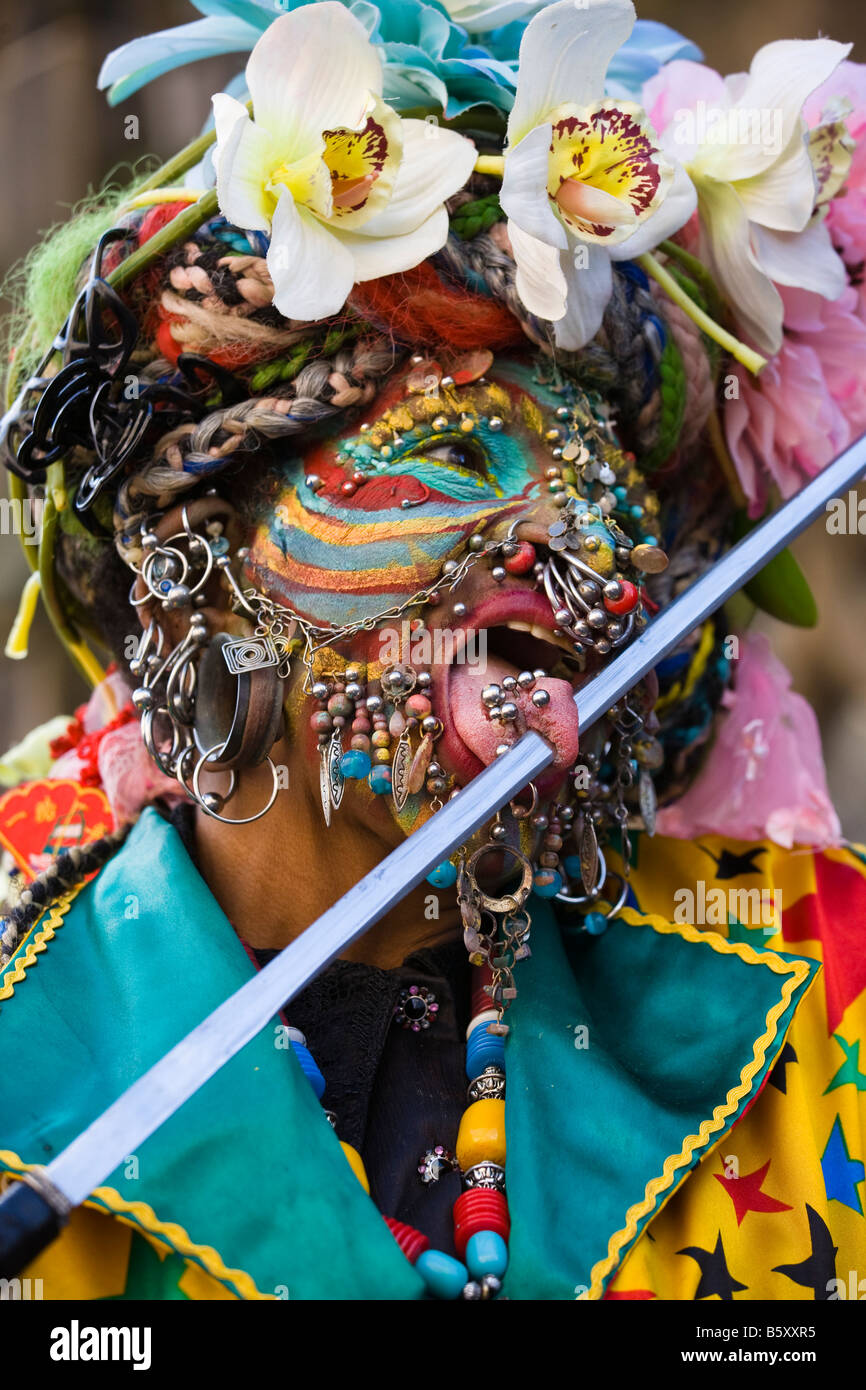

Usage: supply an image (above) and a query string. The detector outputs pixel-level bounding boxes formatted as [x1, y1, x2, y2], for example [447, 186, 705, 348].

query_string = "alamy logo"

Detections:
[673, 881, 782, 931]
[49, 1320, 152, 1371]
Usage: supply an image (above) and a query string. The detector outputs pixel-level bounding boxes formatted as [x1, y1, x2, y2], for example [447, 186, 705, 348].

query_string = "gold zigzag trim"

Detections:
[0, 1153, 274, 1301]
[0, 886, 83, 1004]
[582, 908, 815, 1300]
[0, 890, 274, 1300]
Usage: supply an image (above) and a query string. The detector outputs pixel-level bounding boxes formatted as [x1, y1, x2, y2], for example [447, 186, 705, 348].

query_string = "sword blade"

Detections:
[33, 432, 866, 1209]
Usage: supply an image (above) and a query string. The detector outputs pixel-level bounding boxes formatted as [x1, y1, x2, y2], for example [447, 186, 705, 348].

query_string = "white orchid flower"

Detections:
[212, 4, 477, 321]
[499, 0, 696, 351]
[442, 0, 548, 33]
[652, 38, 852, 356]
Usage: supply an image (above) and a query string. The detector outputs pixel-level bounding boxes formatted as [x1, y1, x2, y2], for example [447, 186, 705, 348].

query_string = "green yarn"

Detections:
[642, 333, 686, 472]
[450, 193, 502, 240]
[246, 322, 363, 393]
[3, 174, 150, 387]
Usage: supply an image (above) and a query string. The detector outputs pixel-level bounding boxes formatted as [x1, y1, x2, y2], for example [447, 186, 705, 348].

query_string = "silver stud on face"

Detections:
[532, 668, 547, 680]
[488, 416, 503, 432]
[481, 683, 502, 707]
[468, 534, 485, 552]
[491, 565, 506, 583]
[442, 559, 459, 576]
[500, 701, 519, 722]
[501, 675, 517, 692]
[516, 671, 535, 690]
[587, 607, 607, 629]
[531, 688, 550, 708]
[453, 602, 467, 619]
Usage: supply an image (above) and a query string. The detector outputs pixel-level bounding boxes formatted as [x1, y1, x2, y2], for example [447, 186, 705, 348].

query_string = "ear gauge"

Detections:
[126, 497, 287, 825]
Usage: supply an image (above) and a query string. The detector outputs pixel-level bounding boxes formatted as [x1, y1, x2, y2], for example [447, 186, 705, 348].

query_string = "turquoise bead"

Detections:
[532, 870, 562, 898]
[584, 911, 609, 936]
[630, 504, 644, 518]
[641, 534, 658, 546]
[563, 854, 582, 879]
[613, 485, 628, 501]
[466, 1028, 505, 1079]
[368, 766, 392, 795]
[340, 749, 371, 779]
[466, 1231, 508, 1280]
[416, 1249, 468, 1300]
[427, 860, 457, 888]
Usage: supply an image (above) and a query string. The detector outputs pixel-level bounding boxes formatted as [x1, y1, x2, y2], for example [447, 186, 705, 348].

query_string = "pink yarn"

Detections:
[724, 284, 866, 517]
[655, 632, 841, 849]
[97, 719, 181, 825]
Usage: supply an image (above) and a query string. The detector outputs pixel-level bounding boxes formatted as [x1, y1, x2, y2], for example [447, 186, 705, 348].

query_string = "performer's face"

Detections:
[243, 355, 620, 815]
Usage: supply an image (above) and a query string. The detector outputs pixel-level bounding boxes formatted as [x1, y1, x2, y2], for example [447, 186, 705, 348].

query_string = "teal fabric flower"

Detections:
[98, 0, 700, 118]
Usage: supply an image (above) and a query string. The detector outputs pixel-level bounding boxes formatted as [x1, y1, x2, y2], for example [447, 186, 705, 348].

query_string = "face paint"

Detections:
[244, 358, 564, 629]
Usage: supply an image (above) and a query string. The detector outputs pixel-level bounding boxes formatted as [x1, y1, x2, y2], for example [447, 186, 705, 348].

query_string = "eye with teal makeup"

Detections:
[337, 414, 544, 504]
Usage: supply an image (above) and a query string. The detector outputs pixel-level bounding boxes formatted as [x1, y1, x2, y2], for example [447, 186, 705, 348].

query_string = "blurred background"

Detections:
[1, 0, 864, 835]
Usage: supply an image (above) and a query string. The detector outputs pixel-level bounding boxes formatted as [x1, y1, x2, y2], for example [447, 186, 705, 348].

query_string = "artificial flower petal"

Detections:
[267, 188, 356, 320]
[751, 219, 848, 301]
[608, 157, 696, 260]
[696, 176, 783, 355]
[507, 219, 569, 321]
[245, 5, 383, 160]
[212, 92, 276, 231]
[354, 119, 476, 238]
[500, 122, 569, 250]
[332, 206, 452, 279]
[707, 38, 851, 182]
[508, 0, 636, 144]
[733, 127, 820, 233]
[552, 241, 614, 349]
[319, 92, 403, 229]
[546, 99, 671, 245]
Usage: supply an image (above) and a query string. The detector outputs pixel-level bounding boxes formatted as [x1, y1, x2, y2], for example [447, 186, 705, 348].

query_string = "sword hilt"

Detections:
[0, 1172, 70, 1277]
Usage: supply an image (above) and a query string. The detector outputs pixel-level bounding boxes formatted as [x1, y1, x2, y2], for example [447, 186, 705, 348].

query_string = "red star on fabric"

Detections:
[781, 853, 866, 1034]
[603, 1289, 657, 1299]
[715, 1159, 792, 1226]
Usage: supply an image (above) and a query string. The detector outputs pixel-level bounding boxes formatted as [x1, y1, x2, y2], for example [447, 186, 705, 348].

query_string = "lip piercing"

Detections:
[391, 479, 430, 509]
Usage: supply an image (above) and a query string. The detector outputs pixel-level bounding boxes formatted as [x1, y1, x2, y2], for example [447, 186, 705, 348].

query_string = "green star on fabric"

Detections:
[824, 1034, 866, 1095]
[725, 915, 770, 949]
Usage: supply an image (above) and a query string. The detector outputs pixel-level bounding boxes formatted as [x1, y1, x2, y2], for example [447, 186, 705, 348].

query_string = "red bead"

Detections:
[351, 471, 367, 485]
[341, 481, 357, 496]
[471, 962, 495, 1019]
[453, 1189, 510, 1260]
[503, 542, 537, 575]
[384, 1216, 429, 1265]
[603, 580, 639, 615]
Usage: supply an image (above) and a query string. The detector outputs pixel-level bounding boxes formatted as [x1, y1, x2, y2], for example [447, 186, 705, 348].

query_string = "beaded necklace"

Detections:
[285, 960, 510, 1301]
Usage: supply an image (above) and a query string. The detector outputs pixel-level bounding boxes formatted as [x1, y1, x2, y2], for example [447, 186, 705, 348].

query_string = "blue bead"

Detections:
[466, 1231, 508, 1280]
[466, 1028, 506, 1080]
[630, 504, 644, 518]
[613, 486, 628, 501]
[563, 854, 582, 879]
[532, 870, 562, 898]
[416, 1249, 468, 1300]
[584, 911, 609, 936]
[368, 766, 392, 795]
[340, 749, 371, 779]
[427, 860, 457, 888]
[641, 534, 658, 546]
[290, 1040, 326, 1099]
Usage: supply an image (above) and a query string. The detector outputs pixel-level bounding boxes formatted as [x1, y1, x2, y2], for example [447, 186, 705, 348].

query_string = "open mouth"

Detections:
[432, 588, 585, 796]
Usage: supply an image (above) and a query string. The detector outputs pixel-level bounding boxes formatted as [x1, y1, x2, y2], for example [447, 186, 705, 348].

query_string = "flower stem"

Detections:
[474, 154, 505, 177]
[107, 189, 220, 292]
[638, 252, 767, 375]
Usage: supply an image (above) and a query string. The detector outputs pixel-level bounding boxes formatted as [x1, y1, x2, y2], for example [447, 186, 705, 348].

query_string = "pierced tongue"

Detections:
[449, 654, 580, 770]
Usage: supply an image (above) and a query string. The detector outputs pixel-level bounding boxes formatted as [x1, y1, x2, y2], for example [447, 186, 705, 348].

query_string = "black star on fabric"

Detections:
[773, 1205, 838, 1299]
[769, 1041, 798, 1094]
[697, 846, 768, 880]
[677, 1232, 748, 1300]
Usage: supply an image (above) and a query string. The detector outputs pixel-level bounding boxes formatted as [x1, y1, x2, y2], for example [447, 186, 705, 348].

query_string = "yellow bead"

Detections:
[340, 1141, 370, 1193]
[456, 1099, 506, 1171]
